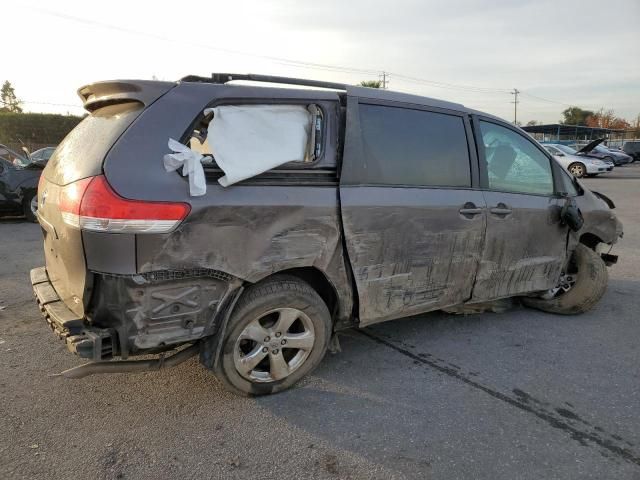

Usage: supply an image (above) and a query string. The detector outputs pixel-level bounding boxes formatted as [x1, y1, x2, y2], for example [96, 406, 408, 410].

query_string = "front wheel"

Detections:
[23, 191, 38, 223]
[210, 275, 331, 396]
[522, 244, 608, 315]
[568, 162, 586, 177]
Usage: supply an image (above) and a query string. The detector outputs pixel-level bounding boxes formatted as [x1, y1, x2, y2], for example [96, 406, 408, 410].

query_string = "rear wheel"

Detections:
[568, 162, 586, 177]
[522, 244, 608, 314]
[211, 275, 331, 396]
[23, 191, 38, 223]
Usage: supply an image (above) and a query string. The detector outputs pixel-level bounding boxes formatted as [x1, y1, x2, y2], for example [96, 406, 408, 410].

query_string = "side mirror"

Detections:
[561, 197, 584, 232]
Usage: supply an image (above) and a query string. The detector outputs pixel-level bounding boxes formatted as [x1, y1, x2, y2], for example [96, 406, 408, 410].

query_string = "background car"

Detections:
[570, 139, 633, 166]
[543, 143, 613, 177]
[0, 144, 44, 222]
[29, 146, 57, 165]
[623, 141, 640, 162]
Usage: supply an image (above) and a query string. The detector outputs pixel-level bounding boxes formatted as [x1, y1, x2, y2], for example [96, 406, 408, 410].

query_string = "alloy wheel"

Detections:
[233, 308, 315, 383]
[569, 163, 585, 177]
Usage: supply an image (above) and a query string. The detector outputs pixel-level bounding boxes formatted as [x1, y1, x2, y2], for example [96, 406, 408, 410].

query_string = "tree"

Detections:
[585, 109, 630, 129]
[359, 80, 382, 88]
[526, 120, 539, 126]
[632, 114, 640, 137]
[561, 106, 593, 126]
[0, 81, 23, 113]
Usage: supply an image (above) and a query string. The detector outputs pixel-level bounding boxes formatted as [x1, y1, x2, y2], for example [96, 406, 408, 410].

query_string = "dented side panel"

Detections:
[135, 186, 353, 322]
[472, 191, 568, 301]
[340, 187, 487, 325]
[575, 189, 623, 246]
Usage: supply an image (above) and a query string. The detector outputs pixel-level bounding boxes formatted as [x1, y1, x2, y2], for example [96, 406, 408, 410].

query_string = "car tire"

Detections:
[23, 191, 38, 223]
[568, 162, 586, 177]
[211, 275, 332, 396]
[522, 244, 608, 315]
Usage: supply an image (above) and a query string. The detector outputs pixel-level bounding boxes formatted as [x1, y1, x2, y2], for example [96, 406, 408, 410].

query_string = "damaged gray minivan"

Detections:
[31, 74, 623, 395]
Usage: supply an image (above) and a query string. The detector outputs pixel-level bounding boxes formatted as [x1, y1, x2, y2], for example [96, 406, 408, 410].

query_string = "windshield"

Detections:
[555, 144, 577, 155]
[0, 146, 30, 167]
[593, 145, 610, 153]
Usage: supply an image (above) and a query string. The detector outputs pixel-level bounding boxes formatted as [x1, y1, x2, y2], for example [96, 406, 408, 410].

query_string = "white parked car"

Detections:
[543, 144, 613, 177]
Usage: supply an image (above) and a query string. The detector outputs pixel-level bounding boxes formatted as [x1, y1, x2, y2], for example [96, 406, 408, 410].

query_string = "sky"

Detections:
[4, 0, 640, 124]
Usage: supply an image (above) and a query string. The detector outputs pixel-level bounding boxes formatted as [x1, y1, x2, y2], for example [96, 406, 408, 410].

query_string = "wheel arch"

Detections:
[256, 267, 339, 320]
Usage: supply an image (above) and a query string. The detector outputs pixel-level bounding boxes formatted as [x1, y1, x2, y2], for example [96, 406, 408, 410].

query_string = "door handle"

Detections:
[490, 203, 512, 217]
[459, 202, 483, 218]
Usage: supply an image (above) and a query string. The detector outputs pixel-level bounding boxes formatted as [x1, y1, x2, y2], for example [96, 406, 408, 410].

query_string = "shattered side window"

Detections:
[480, 121, 554, 195]
[188, 104, 324, 165]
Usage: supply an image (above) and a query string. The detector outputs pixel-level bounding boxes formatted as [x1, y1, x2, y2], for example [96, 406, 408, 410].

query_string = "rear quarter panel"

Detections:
[103, 83, 353, 322]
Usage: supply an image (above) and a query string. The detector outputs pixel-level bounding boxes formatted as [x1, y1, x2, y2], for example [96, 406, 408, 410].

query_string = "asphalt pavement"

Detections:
[1, 164, 639, 479]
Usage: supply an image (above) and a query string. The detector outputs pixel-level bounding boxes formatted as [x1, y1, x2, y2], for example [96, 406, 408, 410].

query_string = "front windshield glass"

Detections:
[593, 145, 610, 153]
[555, 144, 577, 155]
[0, 146, 30, 167]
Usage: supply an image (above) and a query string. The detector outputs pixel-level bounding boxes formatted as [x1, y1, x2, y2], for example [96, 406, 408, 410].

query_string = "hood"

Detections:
[577, 138, 605, 154]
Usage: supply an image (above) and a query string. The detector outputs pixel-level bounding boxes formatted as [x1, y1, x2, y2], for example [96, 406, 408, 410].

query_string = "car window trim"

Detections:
[471, 115, 562, 197]
[344, 98, 479, 189]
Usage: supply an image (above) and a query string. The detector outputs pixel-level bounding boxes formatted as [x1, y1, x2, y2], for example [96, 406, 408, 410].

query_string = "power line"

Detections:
[22, 100, 82, 108]
[31, 6, 520, 95]
[31, 7, 381, 77]
[20, 6, 604, 116]
[391, 73, 511, 94]
[519, 91, 575, 108]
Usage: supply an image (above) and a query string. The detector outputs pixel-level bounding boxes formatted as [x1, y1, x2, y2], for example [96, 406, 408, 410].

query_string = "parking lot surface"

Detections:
[1, 165, 639, 479]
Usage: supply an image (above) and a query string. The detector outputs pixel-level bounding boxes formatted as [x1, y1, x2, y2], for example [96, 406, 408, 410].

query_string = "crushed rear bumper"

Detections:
[30, 266, 115, 361]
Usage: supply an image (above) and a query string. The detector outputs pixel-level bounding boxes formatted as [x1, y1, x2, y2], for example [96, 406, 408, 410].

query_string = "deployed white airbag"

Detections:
[205, 105, 312, 187]
[163, 138, 214, 196]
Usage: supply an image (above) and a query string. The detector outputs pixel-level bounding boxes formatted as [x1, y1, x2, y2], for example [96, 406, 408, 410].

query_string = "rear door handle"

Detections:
[490, 203, 512, 217]
[459, 202, 483, 218]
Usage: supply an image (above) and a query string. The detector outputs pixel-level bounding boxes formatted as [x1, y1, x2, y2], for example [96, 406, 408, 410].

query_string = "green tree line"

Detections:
[0, 80, 83, 149]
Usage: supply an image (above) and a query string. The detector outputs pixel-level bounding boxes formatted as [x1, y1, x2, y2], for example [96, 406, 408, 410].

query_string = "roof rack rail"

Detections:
[181, 73, 348, 91]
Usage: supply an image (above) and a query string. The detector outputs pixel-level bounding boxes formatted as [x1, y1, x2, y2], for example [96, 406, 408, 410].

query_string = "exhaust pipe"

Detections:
[52, 344, 199, 379]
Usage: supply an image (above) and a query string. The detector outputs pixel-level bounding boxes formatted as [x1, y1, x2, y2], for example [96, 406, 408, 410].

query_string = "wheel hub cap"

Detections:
[233, 307, 315, 383]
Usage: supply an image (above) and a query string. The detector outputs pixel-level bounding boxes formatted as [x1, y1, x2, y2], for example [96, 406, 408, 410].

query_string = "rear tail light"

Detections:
[38, 174, 46, 194]
[59, 175, 190, 233]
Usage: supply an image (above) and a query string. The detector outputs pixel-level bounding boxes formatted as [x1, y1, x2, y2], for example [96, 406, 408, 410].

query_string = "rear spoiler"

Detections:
[77, 80, 175, 112]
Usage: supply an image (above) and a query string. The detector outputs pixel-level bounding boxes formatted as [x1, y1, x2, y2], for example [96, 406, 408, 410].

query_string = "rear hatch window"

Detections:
[39, 101, 143, 317]
[45, 102, 143, 186]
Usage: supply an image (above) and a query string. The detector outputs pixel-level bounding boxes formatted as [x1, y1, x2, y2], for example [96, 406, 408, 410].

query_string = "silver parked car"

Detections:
[543, 143, 613, 177]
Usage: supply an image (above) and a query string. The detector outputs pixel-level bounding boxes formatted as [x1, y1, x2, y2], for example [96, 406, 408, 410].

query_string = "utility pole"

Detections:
[379, 71, 388, 89]
[511, 88, 520, 125]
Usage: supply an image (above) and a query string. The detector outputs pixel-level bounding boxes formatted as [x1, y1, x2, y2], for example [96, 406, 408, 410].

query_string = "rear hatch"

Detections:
[38, 80, 174, 317]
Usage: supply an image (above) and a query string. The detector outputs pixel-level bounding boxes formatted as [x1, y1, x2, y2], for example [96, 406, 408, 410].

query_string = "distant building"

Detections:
[522, 124, 634, 147]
